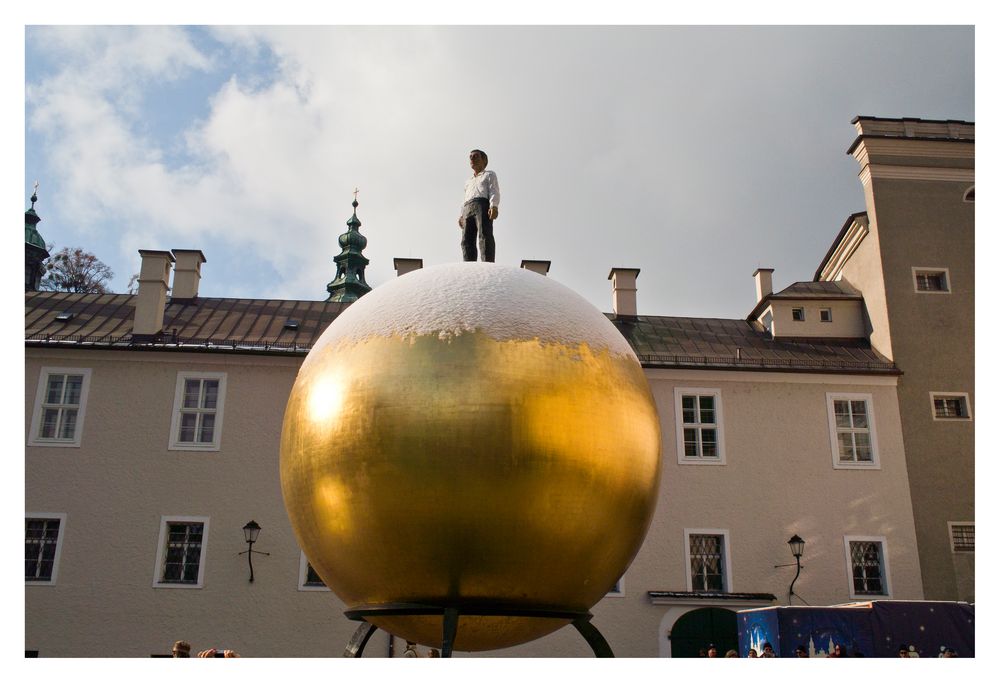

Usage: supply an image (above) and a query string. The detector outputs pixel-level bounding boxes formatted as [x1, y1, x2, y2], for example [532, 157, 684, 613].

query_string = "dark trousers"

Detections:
[461, 198, 495, 262]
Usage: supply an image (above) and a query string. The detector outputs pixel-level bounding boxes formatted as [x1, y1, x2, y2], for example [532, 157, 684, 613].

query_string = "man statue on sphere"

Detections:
[458, 149, 500, 262]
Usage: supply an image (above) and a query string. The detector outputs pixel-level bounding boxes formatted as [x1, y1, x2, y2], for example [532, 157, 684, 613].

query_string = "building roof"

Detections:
[610, 314, 896, 374]
[25, 291, 348, 353]
[813, 211, 868, 282]
[25, 291, 897, 373]
[847, 116, 974, 155]
[771, 280, 861, 299]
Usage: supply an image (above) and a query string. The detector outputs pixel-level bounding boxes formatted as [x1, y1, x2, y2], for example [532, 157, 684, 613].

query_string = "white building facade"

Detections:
[26, 116, 971, 657]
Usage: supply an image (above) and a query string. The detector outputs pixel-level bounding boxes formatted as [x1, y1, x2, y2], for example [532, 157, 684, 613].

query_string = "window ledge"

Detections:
[833, 462, 881, 470]
[168, 444, 221, 452]
[678, 458, 727, 466]
[153, 582, 204, 589]
[27, 439, 81, 448]
[648, 591, 776, 607]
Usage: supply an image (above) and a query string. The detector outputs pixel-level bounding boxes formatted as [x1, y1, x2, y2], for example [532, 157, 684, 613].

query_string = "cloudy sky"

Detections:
[23, 24, 974, 319]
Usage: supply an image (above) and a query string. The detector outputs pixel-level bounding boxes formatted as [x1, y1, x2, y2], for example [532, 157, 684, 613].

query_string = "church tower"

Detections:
[25, 183, 49, 291]
[325, 193, 372, 302]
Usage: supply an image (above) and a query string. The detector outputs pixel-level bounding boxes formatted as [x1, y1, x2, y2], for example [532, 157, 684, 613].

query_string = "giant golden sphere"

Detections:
[280, 263, 661, 651]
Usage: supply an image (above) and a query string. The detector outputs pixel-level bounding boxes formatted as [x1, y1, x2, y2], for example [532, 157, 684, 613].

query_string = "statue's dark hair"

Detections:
[470, 149, 488, 164]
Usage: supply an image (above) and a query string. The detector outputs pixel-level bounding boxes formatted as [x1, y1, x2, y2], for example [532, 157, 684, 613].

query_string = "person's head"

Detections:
[428, 648, 440, 658]
[698, 648, 707, 657]
[707, 644, 718, 657]
[725, 649, 738, 658]
[172, 640, 191, 658]
[833, 644, 847, 657]
[469, 149, 488, 173]
[898, 644, 909, 657]
[795, 645, 808, 657]
[747, 648, 758, 658]
[762, 642, 774, 655]
[942, 647, 957, 658]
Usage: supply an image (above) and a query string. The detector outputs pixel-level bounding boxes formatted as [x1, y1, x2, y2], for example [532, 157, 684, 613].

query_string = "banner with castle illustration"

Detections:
[738, 606, 872, 657]
[737, 602, 974, 657]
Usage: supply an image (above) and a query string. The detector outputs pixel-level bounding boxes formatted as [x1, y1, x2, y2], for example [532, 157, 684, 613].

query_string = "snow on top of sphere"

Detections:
[318, 262, 637, 359]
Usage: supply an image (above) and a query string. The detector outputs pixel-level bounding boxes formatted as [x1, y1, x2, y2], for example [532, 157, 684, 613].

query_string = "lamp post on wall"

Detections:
[240, 520, 270, 582]
[774, 535, 806, 605]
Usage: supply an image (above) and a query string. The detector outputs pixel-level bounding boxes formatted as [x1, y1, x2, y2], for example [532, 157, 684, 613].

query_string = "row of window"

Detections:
[28, 369, 226, 450]
[790, 307, 834, 323]
[781, 267, 954, 326]
[684, 527, 976, 600]
[675, 389, 969, 469]
[683, 531, 898, 597]
[25, 514, 328, 591]
[27, 514, 975, 599]
[28, 369, 973, 464]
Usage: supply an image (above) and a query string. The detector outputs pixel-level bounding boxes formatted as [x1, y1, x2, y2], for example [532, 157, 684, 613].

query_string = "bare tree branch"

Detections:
[40, 247, 115, 294]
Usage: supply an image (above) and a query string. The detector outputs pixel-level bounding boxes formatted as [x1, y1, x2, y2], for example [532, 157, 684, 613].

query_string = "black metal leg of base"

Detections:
[572, 617, 614, 657]
[343, 622, 378, 657]
[441, 607, 460, 658]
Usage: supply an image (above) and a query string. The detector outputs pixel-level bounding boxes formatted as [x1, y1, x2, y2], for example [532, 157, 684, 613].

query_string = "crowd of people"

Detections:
[167, 638, 445, 658]
[699, 641, 959, 658]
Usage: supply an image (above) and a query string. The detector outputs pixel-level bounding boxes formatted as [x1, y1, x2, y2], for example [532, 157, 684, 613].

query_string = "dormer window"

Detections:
[792, 308, 805, 322]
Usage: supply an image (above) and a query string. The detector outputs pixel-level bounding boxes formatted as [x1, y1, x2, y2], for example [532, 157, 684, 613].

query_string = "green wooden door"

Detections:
[670, 607, 738, 658]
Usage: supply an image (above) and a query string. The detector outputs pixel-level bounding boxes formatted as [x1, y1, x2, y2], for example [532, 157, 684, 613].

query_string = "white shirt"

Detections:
[463, 169, 500, 209]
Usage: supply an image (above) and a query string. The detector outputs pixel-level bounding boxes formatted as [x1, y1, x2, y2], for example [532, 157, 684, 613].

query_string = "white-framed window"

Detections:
[674, 388, 725, 465]
[298, 551, 330, 592]
[844, 536, 891, 598]
[912, 267, 951, 293]
[25, 513, 67, 585]
[826, 393, 880, 469]
[168, 372, 227, 451]
[153, 516, 209, 588]
[792, 307, 805, 321]
[28, 367, 92, 447]
[820, 308, 833, 323]
[948, 522, 974, 553]
[930, 392, 972, 421]
[684, 529, 732, 593]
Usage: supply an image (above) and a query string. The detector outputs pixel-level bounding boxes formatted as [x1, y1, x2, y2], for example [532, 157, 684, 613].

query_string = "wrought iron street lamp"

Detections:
[774, 534, 806, 605]
[240, 520, 270, 582]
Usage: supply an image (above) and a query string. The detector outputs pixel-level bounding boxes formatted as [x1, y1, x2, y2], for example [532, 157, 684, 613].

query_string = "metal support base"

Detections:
[341, 603, 614, 657]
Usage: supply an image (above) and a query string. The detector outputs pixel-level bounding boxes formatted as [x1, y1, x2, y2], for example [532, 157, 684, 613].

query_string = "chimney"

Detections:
[520, 259, 551, 276]
[171, 249, 206, 299]
[608, 267, 640, 317]
[133, 250, 175, 337]
[393, 257, 423, 277]
[753, 268, 774, 303]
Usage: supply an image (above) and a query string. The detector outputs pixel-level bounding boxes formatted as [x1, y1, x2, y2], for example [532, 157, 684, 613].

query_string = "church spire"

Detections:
[325, 190, 372, 303]
[25, 181, 49, 291]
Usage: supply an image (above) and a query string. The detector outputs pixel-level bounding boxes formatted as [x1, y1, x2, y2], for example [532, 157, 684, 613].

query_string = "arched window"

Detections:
[963, 186, 975, 202]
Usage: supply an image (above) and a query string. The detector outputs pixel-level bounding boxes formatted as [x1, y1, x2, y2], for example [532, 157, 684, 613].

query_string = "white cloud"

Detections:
[25, 26, 974, 315]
